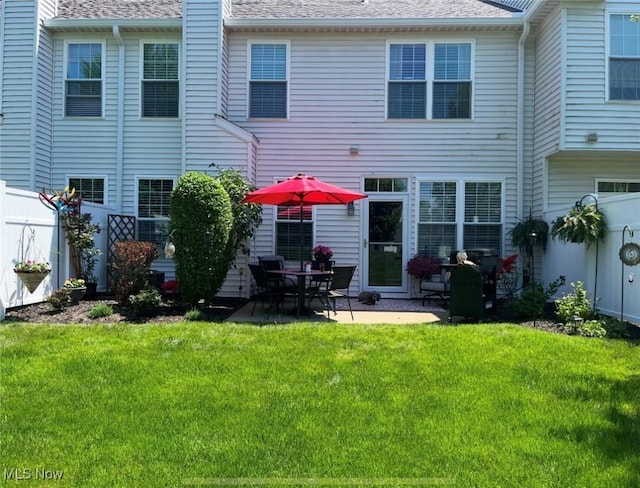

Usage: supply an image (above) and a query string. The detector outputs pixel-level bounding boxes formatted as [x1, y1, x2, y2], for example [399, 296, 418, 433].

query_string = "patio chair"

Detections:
[248, 263, 295, 316]
[259, 255, 296, 287]
[308, 265, 356, 320]
[421, 268, 450, 306]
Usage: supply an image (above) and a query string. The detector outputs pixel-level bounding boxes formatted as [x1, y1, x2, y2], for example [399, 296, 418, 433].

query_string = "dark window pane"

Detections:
[142, 81, 179, 117]
[388, 82, 426, 118]
[250, 81, 287, 118]
[610, 59, 640, 100]
[69, 178, 105, 204]
[433, 82, 471, 119]
[276, 222, 312, 261]
[463, 224, 502, 256]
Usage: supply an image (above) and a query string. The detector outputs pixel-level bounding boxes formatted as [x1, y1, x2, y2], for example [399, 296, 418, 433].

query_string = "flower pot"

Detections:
[15, 271, 50, 293]
[84, 282, 98, 300]
[67, 287, 87, 304]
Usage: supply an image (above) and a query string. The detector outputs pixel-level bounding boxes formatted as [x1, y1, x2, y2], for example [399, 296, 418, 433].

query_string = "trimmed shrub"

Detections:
[129, 286, 161, 317]
[48, 288, 71, 311]
[169, 172, 233, 305]
[111, 240, 159, 304]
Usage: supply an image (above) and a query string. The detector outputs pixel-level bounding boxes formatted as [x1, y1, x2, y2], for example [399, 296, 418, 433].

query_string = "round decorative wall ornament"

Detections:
[619, 242, 640, 266]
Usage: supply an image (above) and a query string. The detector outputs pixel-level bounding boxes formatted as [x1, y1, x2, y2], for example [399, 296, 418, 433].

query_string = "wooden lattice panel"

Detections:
[106, 214, 136, 292]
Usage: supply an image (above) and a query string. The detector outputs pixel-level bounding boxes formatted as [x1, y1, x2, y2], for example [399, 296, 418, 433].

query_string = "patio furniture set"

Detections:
[248, 255, 356, 320]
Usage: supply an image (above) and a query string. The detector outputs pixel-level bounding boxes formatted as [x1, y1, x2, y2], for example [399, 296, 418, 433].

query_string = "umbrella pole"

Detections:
[299, 202, 304, 271]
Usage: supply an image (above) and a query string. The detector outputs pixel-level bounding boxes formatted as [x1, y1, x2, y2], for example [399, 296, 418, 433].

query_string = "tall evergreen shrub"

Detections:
[170, 172, 233, 305]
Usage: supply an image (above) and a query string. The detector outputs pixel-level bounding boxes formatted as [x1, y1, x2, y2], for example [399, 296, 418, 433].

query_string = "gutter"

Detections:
[113, 25, 125, 211]
[224, 17, 523, 31]
[44, 18, 182, 31]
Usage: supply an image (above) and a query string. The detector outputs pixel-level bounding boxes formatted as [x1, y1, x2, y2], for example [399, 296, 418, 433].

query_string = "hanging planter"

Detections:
[15, 271, 50, 293]
[14, 260, 51, 293]
[551, 203, 606, 248]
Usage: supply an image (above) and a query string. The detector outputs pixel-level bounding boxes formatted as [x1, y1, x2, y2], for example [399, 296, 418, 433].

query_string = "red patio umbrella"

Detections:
[242, 174, 367, 270]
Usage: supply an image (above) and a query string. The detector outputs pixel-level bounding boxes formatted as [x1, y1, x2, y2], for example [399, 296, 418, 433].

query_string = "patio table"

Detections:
[268, 269, 332, 317]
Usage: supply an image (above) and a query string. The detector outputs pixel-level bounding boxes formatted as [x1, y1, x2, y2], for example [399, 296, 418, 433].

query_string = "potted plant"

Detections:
[63, 277, 86, 304]
[551, 203, 606, 248]
[14, 260, 51, 293]
[312, 245, 333, 271]
[509, 215, 549, 252]
[62, 210, 101, 281]
[81, 247, 102, 299]
[406, 254, 440, 281]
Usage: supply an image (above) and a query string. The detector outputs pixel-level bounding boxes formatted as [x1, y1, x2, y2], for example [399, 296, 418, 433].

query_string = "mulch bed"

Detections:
[3, 294, 248, 325]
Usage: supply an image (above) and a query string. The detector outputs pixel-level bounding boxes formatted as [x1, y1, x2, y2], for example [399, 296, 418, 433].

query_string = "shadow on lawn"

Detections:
[551, 372, 640, 484]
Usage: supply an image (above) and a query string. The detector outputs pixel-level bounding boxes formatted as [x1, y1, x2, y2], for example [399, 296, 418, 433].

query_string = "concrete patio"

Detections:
[226, 297, 448, 324]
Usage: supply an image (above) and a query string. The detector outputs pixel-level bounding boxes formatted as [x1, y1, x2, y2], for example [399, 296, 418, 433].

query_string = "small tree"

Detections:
[111, 240, 159, 304]
[170, 171, 233, 305]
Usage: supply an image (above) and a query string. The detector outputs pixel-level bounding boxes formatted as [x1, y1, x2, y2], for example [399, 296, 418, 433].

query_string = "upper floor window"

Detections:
[66, 43, 102, 117]
[249, 43, 288, 118]
[388, 42, 472, 120]
[69, 177, 105, 204]
[142, 43, 179, 117]
[610, 14, 640, 101]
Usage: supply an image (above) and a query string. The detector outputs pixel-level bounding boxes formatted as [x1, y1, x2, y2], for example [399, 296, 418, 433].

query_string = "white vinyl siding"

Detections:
[560, 8, 640, 150]
[142, 43, 179, 118]
[609, 14, 640, 101]
[249, 43, 288, 118]
[387, 41, 473, 120]
[65, 43, 103, 117]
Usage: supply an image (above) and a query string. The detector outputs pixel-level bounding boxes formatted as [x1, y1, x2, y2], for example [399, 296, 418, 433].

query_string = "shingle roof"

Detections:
[54, 0, 517, 21]
[228, 0, 516, 19]
[57, 0, 182, 19]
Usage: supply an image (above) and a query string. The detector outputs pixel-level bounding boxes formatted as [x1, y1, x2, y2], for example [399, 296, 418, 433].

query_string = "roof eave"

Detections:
[43, 18, 183, 32]
[224, 17, 524, 32]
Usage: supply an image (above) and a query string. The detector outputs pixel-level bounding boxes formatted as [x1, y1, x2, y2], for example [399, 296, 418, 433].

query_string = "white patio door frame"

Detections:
[362, 194, 410, 297]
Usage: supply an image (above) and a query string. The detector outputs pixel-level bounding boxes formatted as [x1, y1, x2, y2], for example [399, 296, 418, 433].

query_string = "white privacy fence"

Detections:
[543, 193, 640, 324]
[0, 181, 113, 320]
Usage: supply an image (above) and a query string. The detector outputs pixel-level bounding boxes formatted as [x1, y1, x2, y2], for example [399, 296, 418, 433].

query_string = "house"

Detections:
[1, 0, 639, 301]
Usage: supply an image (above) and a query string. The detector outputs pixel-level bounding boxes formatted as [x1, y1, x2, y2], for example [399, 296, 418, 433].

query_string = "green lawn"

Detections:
[1, 322, 638, 487]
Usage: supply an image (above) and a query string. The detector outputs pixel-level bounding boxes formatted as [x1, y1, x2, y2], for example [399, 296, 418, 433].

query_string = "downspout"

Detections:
[516, 20, 531, 222]
[113, 25, 124, 211]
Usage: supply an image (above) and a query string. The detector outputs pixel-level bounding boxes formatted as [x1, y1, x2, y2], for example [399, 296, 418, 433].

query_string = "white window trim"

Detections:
[139, 40, 181, 119]
[385, 40, 475, 121]
[66, 174, 109, 206]
[415, 177, 504, 254]
[63, 40, 106, 119]
[246, 40, 291, 120]
[605, 11, 640, 104]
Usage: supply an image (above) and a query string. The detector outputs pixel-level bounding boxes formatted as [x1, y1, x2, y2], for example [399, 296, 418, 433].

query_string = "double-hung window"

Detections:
[137, 178, 174, 249]
[388, 42, 472, 119]
[68, 177, 105, 204]
[417, 180, 502, 260]
[275, 205, 313, 262]
[142, 43, 179, 117]
[66, 43, 103, 117]
[609, 14, 640, 100]
[249, 43, 288, 118]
